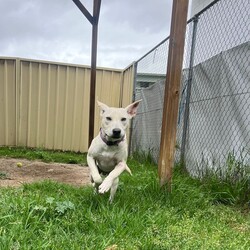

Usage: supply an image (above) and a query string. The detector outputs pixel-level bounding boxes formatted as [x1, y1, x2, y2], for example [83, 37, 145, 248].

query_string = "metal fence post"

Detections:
[180, 16, 199, 165]
[128, 61, 138, 156]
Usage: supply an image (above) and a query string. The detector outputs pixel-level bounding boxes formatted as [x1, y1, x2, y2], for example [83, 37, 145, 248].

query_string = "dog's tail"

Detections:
[125, 165, 132, 175]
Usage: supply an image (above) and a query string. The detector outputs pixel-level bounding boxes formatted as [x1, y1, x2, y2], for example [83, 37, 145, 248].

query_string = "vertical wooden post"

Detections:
[158, 0, 189, 189]
[72, 0, 101, 148]
[89, 0, 101, 147]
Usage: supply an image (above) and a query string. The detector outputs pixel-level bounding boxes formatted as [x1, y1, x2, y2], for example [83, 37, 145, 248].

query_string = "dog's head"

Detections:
[97, 100, 141, 140]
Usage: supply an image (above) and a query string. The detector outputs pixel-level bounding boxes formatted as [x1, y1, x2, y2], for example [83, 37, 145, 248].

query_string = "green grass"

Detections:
[0, 146, 86, 165]
[0, 148, 249, 249]
[195, 150, 250, 205]
[0, 172, 8, 180]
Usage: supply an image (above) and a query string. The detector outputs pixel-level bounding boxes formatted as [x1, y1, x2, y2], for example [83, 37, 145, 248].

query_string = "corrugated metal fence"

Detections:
[0, 57, 134, 152]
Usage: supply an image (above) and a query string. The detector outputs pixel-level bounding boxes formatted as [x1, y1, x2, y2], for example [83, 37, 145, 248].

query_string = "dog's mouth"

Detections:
[100, 128, 125, 144]
[111, 134, 122, 139]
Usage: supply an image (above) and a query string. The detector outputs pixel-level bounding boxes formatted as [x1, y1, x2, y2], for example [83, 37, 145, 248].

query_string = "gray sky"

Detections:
[0, 0, 173, 69]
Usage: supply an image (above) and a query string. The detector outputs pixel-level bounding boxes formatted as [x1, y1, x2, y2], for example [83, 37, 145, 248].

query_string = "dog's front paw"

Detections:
[99, 179, 112, 194]
[93, 175, 103, 185]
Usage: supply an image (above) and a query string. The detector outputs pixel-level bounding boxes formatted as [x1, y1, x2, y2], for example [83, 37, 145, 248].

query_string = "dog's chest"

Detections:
[95, 146, 126, 171]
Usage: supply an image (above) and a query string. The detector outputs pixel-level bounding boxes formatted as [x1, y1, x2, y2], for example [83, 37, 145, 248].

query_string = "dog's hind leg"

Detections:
[109, 177, 119, 203]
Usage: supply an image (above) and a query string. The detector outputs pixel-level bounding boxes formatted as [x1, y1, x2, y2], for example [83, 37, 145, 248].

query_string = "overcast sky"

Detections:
[0, 0, 174, 69]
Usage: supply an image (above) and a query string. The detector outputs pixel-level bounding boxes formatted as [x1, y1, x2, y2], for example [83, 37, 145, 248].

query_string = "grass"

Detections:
[0, 172, 8, 180]
[195, 150, 250, 205]
[0, 147, 249, 249]
[0, 146, 86, 164]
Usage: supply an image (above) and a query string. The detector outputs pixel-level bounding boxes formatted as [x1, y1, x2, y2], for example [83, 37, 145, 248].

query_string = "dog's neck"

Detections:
[100, 128, 125, 146]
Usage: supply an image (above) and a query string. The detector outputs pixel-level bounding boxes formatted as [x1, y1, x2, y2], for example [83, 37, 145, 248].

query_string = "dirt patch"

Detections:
[0, 158, 91, 188]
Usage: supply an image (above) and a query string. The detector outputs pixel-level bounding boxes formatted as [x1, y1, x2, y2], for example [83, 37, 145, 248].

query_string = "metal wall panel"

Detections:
[94, 69, 123, 137]
[121, 64, 135, 108]
[120, 64, 135, 145]
[0, 59, 16, 146]
[0, 57, 134, 152]
[0, 59, 146, 152]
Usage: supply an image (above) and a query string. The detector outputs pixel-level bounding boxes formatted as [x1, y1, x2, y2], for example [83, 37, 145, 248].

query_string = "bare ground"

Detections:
[0, 158, 91, 188]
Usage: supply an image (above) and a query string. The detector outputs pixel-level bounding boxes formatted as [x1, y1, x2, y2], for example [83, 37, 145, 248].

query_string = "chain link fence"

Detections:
[131, 0, 250, 176]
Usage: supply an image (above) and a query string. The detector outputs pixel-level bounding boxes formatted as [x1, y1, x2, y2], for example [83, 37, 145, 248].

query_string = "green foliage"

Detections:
[31, 197, 75, 218]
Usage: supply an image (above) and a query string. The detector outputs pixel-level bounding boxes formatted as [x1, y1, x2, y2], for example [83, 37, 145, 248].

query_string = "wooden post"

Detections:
[89, 0, 101, 147]
[72, 0, 101, 148]
[158, 0, 189, 189]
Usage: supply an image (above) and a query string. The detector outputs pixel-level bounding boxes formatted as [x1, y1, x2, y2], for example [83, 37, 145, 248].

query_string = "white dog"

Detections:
[87, 100, 141, 202]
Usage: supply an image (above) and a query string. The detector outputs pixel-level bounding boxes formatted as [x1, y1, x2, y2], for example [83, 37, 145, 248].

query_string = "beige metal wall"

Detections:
[120, 63, 135, 145]
[0, 59, 16, 146]
[121, 63, 135, 107]
[0, 57, 134, 152]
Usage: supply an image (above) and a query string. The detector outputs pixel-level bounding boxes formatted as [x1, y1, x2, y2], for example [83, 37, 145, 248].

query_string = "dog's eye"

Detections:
[106, 117, 112, 121]
[121, 118, 127, 122]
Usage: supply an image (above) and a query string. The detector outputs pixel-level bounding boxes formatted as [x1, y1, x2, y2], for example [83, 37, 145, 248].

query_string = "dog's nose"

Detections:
[112, 128, 121, 137]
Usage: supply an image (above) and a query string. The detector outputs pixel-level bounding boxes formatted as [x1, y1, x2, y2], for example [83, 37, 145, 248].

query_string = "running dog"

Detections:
[87, 100, 141, 202]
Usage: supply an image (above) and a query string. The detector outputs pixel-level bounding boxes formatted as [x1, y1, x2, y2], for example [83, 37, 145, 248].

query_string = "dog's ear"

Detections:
[126, 99, 142, 118]
[97, 101, 109, 115]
